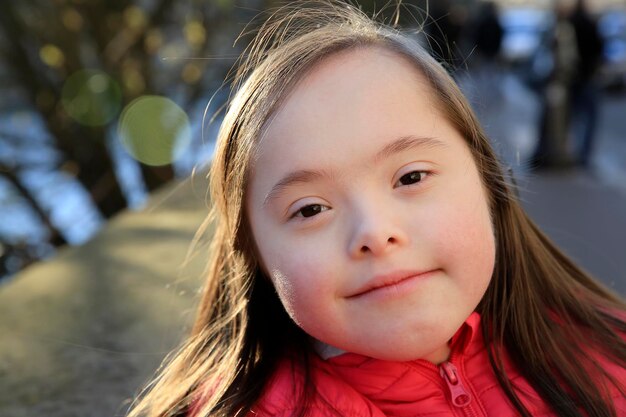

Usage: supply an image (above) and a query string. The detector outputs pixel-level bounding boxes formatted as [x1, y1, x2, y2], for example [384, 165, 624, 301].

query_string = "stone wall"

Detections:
[0, 177, 211, 417]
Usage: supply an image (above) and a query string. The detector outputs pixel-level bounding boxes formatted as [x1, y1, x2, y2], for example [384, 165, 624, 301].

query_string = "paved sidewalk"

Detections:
[516, 169, 626, 295]
[462, 68, 626, 295]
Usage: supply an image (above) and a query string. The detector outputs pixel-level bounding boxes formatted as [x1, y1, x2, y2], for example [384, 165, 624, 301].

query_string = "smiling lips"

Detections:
[347, 269, 438, 299]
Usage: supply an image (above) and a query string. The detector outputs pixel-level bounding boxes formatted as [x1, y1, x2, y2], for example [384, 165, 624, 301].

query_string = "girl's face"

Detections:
[246, 47, 495, 363]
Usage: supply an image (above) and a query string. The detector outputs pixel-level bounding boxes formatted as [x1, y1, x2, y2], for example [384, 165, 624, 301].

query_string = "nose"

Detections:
[347, 203, 409, 258]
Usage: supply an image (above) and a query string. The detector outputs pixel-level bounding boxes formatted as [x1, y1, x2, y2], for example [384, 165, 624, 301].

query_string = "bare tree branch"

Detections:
[0, 164, 68, 246]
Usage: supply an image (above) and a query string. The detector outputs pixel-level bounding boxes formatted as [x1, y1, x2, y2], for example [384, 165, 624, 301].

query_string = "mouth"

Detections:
[346, 269, 439, 300]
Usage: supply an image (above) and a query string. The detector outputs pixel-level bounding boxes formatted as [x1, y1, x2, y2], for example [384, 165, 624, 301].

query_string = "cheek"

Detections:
[262, 241, 338, 323]
[426, 184, 496, 284]
[455, 197, 495, 287]
[267, 267, 300, 319]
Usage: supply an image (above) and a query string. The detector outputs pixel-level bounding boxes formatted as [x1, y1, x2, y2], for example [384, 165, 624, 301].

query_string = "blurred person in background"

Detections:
[469, 1, 503, 100]
[530, 0, 579, 170]
[472, 1, 503, 66]
[569, 0, 604, 167]
[530, 0, 604, 170]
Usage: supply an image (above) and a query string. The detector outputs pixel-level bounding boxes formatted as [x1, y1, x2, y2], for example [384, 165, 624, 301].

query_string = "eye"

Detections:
[395, 170, 427, 187]
[291, 204, 330, 219]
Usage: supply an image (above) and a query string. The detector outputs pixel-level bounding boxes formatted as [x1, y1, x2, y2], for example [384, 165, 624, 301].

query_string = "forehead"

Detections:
[259, 46, 432, 153]
[248, 46, 469, 198]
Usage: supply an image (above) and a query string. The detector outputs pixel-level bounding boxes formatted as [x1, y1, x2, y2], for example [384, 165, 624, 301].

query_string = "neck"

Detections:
[313, 339, 452, 364]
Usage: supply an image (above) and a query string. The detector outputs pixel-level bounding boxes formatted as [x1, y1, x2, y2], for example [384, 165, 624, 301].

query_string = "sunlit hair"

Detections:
[127, 1, 626, 416]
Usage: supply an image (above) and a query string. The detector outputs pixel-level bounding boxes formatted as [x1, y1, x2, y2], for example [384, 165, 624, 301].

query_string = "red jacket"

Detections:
[249, 313, 626, 416]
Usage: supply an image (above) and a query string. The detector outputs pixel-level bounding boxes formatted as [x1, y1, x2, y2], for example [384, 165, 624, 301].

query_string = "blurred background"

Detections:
[1, 0, 625, 415]
[1, 0, 625, 282]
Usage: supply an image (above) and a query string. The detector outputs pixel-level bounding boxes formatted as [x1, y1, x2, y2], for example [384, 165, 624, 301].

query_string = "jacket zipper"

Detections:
[438, 361, 481, 417]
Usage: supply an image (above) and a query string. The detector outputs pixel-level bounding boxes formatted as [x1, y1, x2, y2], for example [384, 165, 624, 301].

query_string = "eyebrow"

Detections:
[262, 135, 447, 207]
[373, 135, 447, 165]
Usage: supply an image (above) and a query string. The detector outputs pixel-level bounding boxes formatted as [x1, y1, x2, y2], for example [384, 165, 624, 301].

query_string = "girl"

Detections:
[128, 1, 626, 416]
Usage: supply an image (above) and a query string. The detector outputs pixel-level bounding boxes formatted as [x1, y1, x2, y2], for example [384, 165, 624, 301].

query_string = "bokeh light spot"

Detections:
[122, 68, 145, 95]
[62, 8, 83, 31]
[182, 63, 202, 84]
[39, 44, 65, 68]
[87, 74, 109, 93]
[215, 0, 233, 12]
[118, 96, 191, 166]
[61, 70, 122, 126]
[124, 6, 147, 31]
[144, 29, 163, 54]
[184, 21, 206, 46]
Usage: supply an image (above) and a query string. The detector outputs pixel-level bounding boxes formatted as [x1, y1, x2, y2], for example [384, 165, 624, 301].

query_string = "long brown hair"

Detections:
[127, 2, 626, 416]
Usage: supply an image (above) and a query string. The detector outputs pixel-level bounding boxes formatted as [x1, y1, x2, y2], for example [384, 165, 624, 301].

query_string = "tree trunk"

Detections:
[0, 3, 128, 218]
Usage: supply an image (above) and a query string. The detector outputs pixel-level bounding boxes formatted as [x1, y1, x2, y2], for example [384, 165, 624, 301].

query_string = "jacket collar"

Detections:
[312, 313, 483, 407]
[449, 311, 481, 357]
